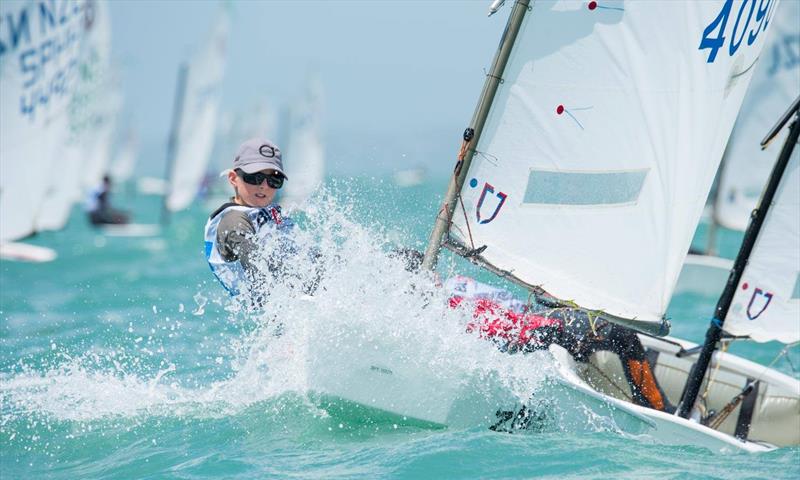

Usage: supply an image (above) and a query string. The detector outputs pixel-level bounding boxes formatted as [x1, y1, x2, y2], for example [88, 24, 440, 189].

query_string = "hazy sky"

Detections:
[109, 0, 507, 176]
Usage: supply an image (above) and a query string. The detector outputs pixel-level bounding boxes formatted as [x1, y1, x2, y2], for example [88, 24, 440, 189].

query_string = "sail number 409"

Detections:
[700, 0, 776, 63]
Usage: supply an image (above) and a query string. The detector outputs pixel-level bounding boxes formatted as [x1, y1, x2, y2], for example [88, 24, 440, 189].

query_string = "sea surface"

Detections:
[2, 176, 798, 479]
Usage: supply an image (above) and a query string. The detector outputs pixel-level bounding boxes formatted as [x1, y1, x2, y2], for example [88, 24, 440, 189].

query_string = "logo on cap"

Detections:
[259, 145, 276, 158]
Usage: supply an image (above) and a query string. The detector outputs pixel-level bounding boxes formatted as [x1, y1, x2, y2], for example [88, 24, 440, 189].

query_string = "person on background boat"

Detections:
[392, 248, 673, 413]
[85, 175, 130, 226]
[205, 138, 318, 300]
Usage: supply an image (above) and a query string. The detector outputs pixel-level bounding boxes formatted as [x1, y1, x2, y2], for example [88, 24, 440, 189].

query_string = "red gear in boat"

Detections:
[450, 296, 562, 350]
[449, 294, 670, 412]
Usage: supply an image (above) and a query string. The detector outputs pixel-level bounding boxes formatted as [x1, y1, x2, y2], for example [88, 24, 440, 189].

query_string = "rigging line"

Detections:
[558, 298, 599, 336]
[753, 341, 800, 381]
[586, 360, 632, 402]
[457, 193, 477, 251]
[447, 222, 470, 245]
[474, 149, 500, 167]
[783, 343, 799, 373]
[700, 341, 730, 409]
[525, 290, 535, 314]
[707, 382, 753, 430]
[703, 344, 796, 430]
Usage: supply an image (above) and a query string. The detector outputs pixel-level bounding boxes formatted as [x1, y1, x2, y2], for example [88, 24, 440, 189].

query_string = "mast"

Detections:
[421, 0, 530, 271]
[161, 63, 189, 226]
[679, 97, 800, 419]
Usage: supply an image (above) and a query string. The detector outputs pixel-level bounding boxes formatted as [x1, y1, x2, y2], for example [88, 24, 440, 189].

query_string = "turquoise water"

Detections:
[2, 176, 798, 479]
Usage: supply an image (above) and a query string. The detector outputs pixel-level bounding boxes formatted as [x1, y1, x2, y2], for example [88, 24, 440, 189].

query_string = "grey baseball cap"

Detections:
[232, 138, 288, 178]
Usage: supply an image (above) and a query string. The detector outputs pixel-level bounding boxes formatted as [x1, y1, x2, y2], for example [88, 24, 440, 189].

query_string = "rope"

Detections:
[586, 361, 633, 402]
[701, 341, 797, 430]
[783, 342, 799, 373]
[699, 340, 729, 410]
[707, 383, 752, 430]
[457, 138, 470, 162]
[525, 290, 535, 314]
[753, 341, 799, 380]
[457, 194, 477, 251]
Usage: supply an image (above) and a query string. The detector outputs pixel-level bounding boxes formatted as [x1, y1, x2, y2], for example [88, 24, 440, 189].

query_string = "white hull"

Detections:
[304, 318, 526, 428]
[303, 319, 798, 452]
[547, 345, 775, 453]
[557, 335, 799, 451]
[0, 242, 57, 263]
[101, 224, 160, 237]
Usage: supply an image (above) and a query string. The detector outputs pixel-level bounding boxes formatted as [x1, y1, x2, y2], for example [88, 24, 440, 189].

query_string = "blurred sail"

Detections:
[109, 128, 139, 185]
[714, 1, 800, 232]
[0, 0, 100, 240]
[35, 0, 116, 232]
[449, 1, 771, 326]
[165, 9, 229, 212]
[281, 77, 325, 209]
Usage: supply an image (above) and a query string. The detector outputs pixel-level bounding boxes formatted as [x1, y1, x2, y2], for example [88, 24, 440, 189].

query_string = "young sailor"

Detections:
[85, 175, 130, 226]
[204, 138, 294, 298]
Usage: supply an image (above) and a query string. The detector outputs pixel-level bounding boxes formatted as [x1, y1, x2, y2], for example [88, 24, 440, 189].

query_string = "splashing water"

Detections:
[1, 190, 559, 433]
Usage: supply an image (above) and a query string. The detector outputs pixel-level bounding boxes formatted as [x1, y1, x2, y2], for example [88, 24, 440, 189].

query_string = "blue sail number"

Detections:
[700, 0, 775, 63]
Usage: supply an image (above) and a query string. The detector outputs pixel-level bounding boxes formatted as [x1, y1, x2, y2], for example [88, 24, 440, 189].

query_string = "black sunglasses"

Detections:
[235, 169, 285, 189]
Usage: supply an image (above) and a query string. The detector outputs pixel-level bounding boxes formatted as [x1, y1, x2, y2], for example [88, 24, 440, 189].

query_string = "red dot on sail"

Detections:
[556, 105, 565, 115]
[588, 1, 597, 10]
[742, 282, 749, 290]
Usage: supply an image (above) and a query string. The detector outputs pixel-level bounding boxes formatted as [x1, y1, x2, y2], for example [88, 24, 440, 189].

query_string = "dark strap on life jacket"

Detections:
[209, 202, 239, 220]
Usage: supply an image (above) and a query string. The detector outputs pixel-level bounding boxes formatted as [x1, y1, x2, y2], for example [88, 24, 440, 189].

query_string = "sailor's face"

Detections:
[229, 169, 279, 208]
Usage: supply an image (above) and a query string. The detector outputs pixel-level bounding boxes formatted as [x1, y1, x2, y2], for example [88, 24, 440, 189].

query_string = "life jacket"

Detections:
[204, 202, 295, 295]
[83, 185, 105, 212]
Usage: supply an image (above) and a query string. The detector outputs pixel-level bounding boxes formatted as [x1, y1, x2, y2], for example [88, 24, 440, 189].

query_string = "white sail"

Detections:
[281, 78, 325, 209]
[34, 142, 83, 232]
[109, 128, 139, 184]
[726, 144, 799, 343]
[81, 87, 120, 193]
[714, 1, 800, 232]
[36, 2, 115, 232]
[0, 0, 97, 241]
[165, 10, 229, 212]
[450, 0, 773, 325]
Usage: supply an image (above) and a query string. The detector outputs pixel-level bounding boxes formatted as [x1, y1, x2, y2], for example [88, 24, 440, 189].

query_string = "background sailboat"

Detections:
[678, 0, 800, 297]
[36, 15, 119, 234]
[202, 100, 277, 206]
[0, 0, 110, 261]
[280, 77, 325, 210]
[109, 127, 140, 188]
[163, 8, 229, 216]
[724, 118, 799, 344]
